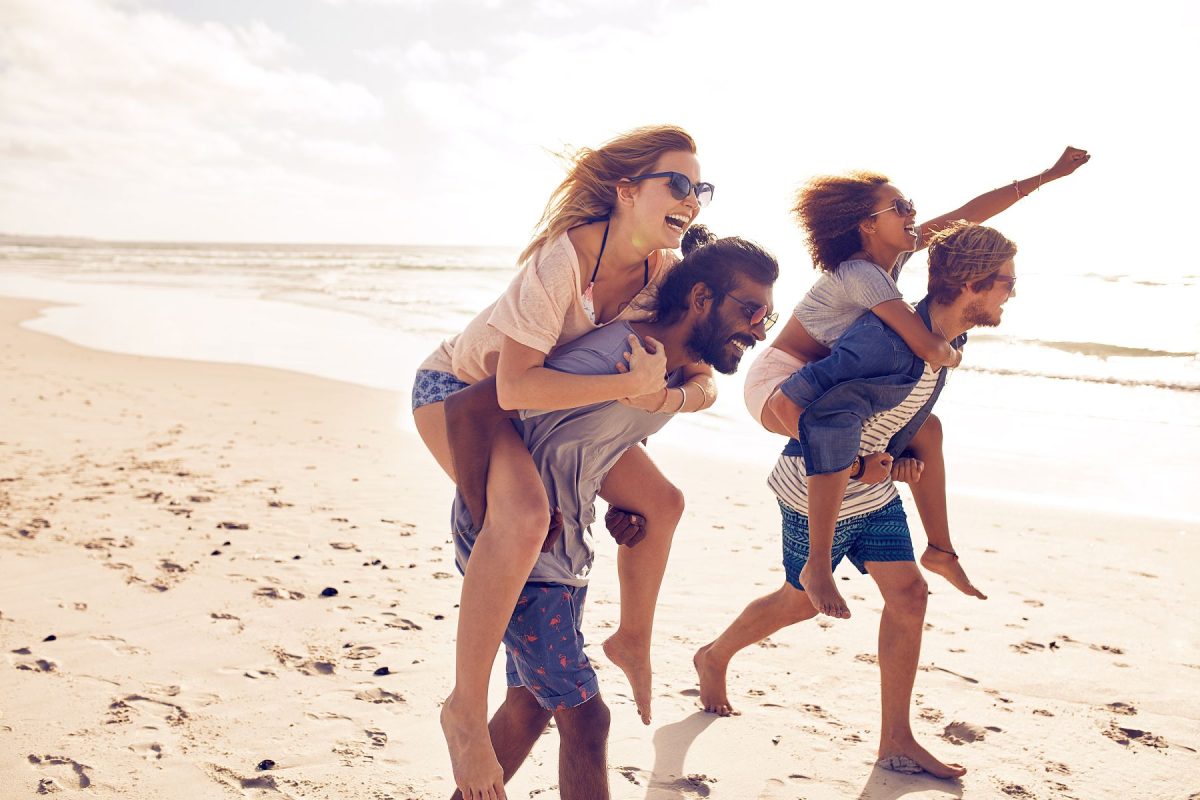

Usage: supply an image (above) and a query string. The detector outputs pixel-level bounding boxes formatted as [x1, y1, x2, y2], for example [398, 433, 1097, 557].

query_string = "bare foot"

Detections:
[602, 631, 652, 724]
[693, 643, 739, 716]
[878, 734, 966, 780]
[797, 561, 851, 619]
[920, 546, 987, 600]
[440, 691, 506, 799]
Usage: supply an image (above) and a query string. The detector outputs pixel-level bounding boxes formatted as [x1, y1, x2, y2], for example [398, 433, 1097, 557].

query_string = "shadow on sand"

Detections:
[855, 763, 963, 800]
[639, 711, 719, 799]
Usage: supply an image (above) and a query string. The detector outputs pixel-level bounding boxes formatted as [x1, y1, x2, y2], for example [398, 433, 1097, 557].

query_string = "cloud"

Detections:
[360, 41, 487, 78]
[0, 0, 391, 238]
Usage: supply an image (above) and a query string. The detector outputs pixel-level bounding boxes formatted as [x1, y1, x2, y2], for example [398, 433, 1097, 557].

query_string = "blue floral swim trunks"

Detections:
[411, 369, 469, 411]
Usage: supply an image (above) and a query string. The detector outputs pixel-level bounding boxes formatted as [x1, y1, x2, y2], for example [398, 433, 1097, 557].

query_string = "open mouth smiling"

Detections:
[665, 214, 689, 233]
[729, 335, 755, 353]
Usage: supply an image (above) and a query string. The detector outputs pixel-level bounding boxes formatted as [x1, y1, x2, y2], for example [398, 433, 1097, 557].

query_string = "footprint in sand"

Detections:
[106, 693, 190, 727]
[27, 754, 92, 790]
[648, 773, 717, 797]
[210, 613, 245, 633]
[614, 765, 643, 786]
[941, 721, 1001, 745]
[382, 614, 422, 631]
[341, 645, 380, 661]
[13, 656, 59, 673]
[204, 763, 281, 794]
[919, 708, 945, 724]
[253, 586, 305, 601]
[1105, 701, 1137, 715]
[272, 649, 335, 675]
[128, 741, 166, 762]
[354, 687, 404, 704]
[1102, 720, 1168, 749]
[89, 634, 150, 656]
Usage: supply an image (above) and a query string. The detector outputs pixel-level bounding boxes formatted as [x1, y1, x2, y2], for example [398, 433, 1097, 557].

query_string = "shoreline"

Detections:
[1, 295, 1198, 798]
[1, 282, 1197, 525]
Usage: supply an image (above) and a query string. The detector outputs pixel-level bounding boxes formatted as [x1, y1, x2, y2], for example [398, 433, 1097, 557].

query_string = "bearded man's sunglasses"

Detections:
[726, 293, 778, 331]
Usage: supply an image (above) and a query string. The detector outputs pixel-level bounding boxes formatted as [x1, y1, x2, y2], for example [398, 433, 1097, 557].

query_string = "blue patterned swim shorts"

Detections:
[780, 496, 913, 590]
[503, 583, 598, 711]
[411, 369, 470, 411]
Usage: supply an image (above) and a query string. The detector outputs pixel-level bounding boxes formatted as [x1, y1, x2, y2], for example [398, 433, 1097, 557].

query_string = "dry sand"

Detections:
[1, 296, 1197, 799]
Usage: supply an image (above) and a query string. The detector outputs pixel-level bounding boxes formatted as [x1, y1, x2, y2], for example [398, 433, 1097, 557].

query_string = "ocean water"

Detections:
[2, 237, 1198, 522]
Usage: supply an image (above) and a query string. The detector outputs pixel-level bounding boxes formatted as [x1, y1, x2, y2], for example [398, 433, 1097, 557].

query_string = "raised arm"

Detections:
[917, 146, 1091, 249]
[871, 299, 961, 368]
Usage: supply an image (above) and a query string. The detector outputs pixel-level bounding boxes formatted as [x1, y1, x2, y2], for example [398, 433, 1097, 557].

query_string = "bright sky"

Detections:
[1, 0, 1197, 279]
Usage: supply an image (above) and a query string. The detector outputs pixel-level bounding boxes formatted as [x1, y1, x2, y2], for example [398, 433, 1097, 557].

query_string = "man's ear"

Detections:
[689, 282, 714, 312]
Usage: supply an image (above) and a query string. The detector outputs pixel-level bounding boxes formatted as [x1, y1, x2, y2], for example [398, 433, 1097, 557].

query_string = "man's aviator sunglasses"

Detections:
[626, 172, 715, 207]
[867, 197, 916, 218]
[727, 293, 778, 332]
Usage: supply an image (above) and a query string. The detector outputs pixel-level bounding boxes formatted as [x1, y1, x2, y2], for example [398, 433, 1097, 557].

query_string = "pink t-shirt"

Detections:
[420, 230, 672, 383]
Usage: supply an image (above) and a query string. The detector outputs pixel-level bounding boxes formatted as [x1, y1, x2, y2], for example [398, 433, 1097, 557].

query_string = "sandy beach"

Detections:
[2, 294, 1198, 799]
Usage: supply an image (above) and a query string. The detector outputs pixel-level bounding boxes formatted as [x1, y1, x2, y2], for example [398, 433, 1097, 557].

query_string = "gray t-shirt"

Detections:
[452, 321, 683, 587]
[793, 252, 913, 347]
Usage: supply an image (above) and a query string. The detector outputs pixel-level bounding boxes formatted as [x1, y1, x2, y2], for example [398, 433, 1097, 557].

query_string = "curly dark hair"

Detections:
[792, 171, 889, 272]
[638, 224, 779, 325]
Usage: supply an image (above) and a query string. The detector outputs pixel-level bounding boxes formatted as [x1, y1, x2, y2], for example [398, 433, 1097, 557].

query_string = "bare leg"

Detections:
[798, 468, 852, 619]
[906, 415, 986, 600]
[694, 582, 817, 716]
[449, 687, 552, 800]
[418, 402, 551, 800]
[868, 561, 966, 779]
[443, 376, 514, 530]
[554, 695, 612, 800]
[597, 446, 685, 726]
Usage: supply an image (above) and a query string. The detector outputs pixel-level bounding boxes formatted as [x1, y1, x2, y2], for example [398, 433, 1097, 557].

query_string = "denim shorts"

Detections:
[780, 496, 913, 590]
[503, 583, 598, 711]
[411, 369, 469, 411]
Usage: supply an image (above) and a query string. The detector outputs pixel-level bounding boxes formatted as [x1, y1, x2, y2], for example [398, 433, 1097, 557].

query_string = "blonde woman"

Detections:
[412, 125, 716, 799]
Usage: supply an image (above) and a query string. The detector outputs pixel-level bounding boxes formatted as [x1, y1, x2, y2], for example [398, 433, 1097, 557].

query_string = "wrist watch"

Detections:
[850, 455, 865, 480]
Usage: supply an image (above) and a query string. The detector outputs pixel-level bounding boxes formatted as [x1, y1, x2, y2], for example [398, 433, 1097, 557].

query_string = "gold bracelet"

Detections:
[673, 385, 688, 413]
[689, 379, 711, 407]
[652, 387, 671, 413]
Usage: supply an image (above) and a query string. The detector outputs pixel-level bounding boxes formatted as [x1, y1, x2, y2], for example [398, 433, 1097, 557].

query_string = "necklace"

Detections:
[931, 308, 951, 341]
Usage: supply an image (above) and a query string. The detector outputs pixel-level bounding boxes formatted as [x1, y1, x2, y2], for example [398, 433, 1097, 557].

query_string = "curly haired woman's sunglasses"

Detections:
[626, 172, 715, 207]
[867, 197, 916, 218]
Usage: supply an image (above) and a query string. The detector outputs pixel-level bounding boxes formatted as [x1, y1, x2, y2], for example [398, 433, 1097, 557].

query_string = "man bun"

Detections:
[681, 224, 717, 256]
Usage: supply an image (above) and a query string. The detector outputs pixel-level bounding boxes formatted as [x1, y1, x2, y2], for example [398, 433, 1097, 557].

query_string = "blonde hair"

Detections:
[926, 221, 1018, 303]
[518, 125, 697, 265]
